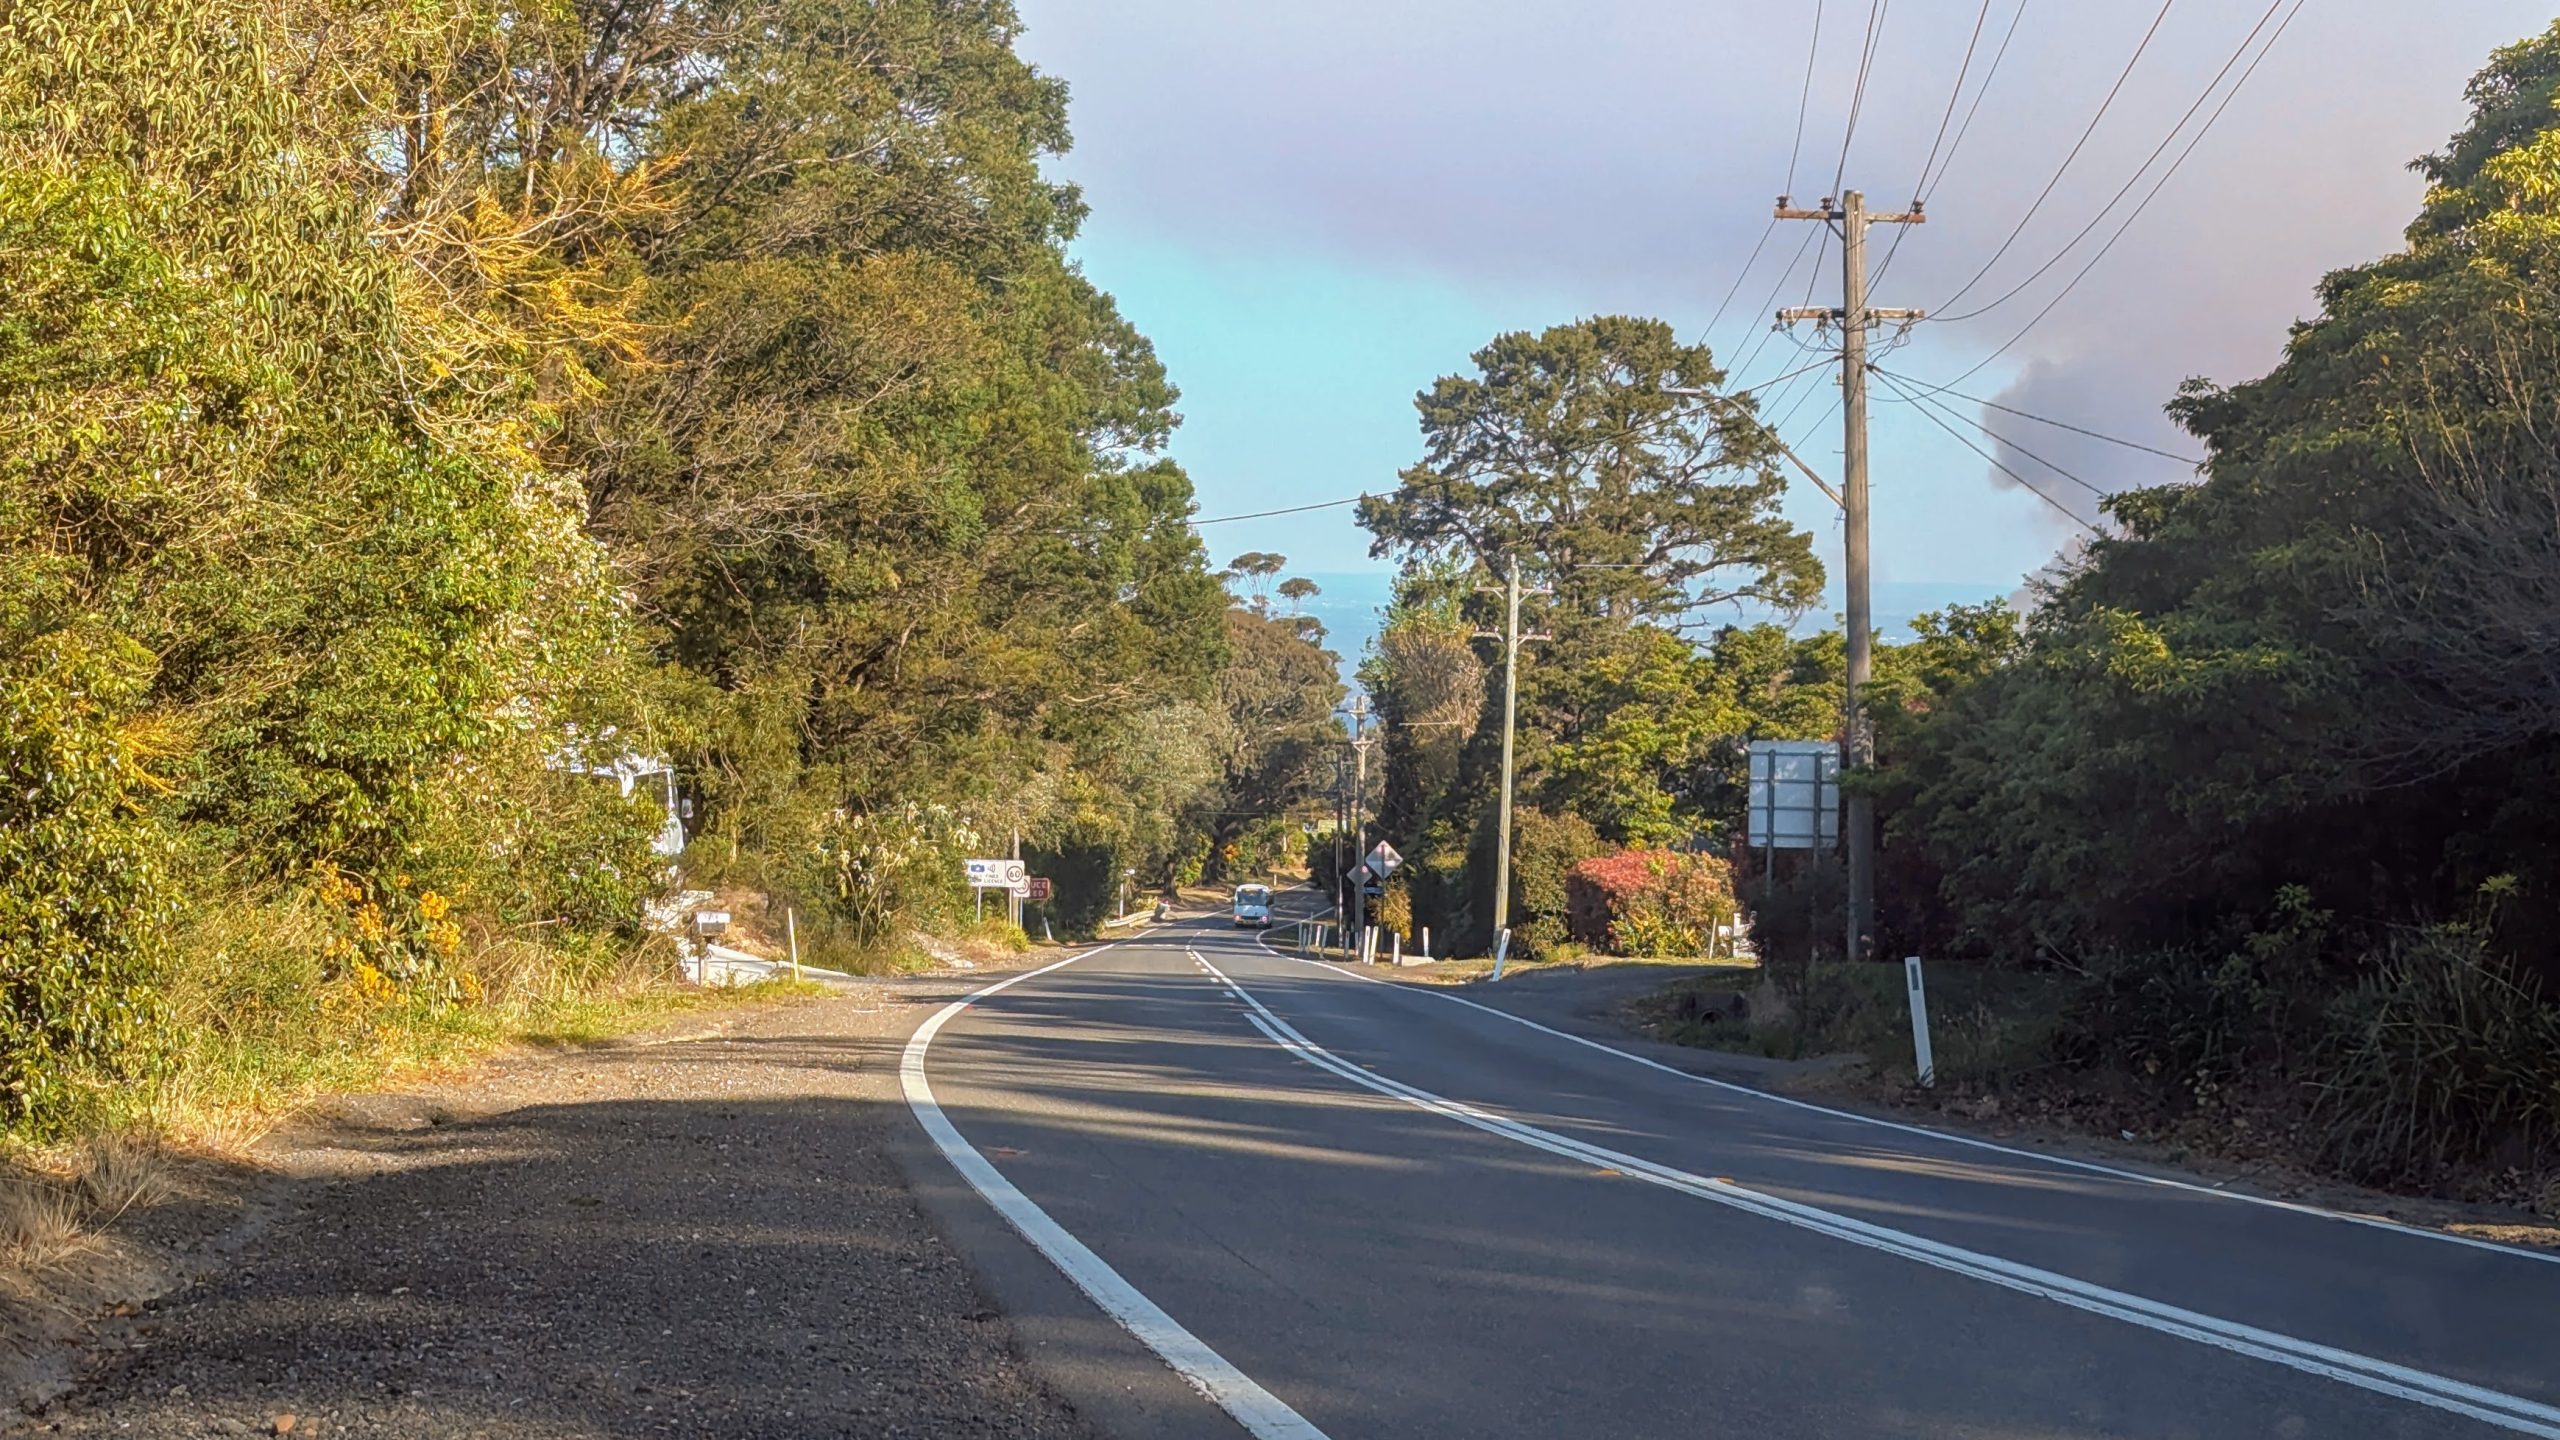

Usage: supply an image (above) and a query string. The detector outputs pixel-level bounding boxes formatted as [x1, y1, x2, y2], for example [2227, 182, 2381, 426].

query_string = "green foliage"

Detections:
[1501, 808, 1605, 959]
[1359, 316, 1820, 622]
[0, 625, 171, 1130]
[0, 0, 1261, 1135]
[1373, 880, 1415, 941]
[2314, 926, 2560, 1184]
[1567, 850, 1735, 957]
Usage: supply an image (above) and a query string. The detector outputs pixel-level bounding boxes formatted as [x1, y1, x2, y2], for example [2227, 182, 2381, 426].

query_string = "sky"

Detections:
[1012, 0, 2556, 653]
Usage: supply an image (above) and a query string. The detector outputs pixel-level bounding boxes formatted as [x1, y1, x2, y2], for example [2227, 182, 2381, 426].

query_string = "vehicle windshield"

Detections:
[1234, 887, 1270, 905]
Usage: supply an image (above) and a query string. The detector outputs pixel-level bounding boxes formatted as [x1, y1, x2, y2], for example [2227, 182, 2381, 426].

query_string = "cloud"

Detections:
[1021, 0, 2551, 515]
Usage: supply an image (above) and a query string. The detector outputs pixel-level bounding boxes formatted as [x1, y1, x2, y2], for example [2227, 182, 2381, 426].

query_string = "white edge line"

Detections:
[901, 941, 1333, 1440]
[1244, 928, 2560, 1268]
[1191, 947, 2560, 1439]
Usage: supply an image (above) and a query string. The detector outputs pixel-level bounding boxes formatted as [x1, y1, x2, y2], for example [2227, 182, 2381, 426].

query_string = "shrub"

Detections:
[1373, 879, 1414, 941]
[2051, 887, 2331, 1086]
[2312, 926, 2560, 1185]
[1567, 849, 1735, 956]
[1505, 808, 1605, 958]
[0, 626, 175, 1131]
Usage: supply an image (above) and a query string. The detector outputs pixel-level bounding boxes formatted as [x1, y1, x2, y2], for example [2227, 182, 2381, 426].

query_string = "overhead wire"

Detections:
[1870, 367, 2202, 463]
[1727, 224, 1827, 381]
[1934, 0, 2289, 324]
[1831, 0, 1892, 199]
[1184, 496, 1367, 527]
[1875, 0, 2021, 288]
[1932, 0, 2179, 314]
[1894, 378, 2110, 499]
[1177, 358, 1842, 533]
[1901, 0, 2306, 396]
[1703, 215, 1780, 346]
[1909, 0, 1997, 203]
[1923, 0, 2027, 204]
[1870, 368, 2101, 532]
[1783, 0, 1826, 200]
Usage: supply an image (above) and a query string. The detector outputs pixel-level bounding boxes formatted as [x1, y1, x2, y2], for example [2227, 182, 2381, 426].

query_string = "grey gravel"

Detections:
[14, 979, 1102, 1439]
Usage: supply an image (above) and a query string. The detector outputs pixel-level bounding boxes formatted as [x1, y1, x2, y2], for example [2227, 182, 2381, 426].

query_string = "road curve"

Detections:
[907, 922, 2560, 1440]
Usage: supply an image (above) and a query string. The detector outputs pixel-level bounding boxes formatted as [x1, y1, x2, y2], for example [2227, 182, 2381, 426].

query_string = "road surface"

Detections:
[905, 921, 2560, 1440]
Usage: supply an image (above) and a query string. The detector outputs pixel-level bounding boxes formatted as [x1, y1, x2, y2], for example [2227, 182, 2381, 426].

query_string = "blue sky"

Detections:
[1014, 1, 2557, 654]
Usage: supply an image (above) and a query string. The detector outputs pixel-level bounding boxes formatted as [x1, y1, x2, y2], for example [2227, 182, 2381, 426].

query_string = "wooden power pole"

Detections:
[1477, 557, 1548, 941]
[1776, 189, 1924, 966]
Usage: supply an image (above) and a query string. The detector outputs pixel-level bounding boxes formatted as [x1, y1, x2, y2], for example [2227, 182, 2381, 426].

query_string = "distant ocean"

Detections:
[1287, 570, 2020, 691]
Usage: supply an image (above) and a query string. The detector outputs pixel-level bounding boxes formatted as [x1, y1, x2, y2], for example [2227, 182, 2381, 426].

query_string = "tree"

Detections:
[1278, 576, 1322, 615]
[553, 0, 1231, 902]
[1358, 316, 1820, 627]
[1887, 21, 2560, 976]
[1224, 552, 1288, 612]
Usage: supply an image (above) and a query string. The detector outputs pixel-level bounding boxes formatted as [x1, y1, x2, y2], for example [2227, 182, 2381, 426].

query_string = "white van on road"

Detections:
[1231, 884, 1273, 928]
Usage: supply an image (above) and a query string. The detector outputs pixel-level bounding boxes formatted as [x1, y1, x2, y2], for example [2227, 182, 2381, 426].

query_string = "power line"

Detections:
[1187, 496, 1367, 527]
[1903, 0, 2305, 396]
[1895, 376, 2109, 498]
[1704, 215, 1779, 344]
[1185, 361, 1840, 534]
[1871, 366, 2203, 463]
[1933, 0, 2178, 314]
[1924, 0, 2026, 202]
[1872, 367, 2100, 531]
[1727, 225, 1827, 381]
[1832, 0, 1892, 199]
[1935, 0, 2289, 324]
[1876, 0, 2020, 288]
[1784, 0, 1826, 200]
[1909, 0, 1996, 203]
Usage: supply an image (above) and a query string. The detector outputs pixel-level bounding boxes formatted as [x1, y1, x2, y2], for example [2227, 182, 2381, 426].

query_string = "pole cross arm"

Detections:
[1778, 307, 1841, 324]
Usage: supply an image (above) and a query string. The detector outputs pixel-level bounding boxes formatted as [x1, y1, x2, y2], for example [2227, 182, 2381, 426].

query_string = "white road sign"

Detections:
[1364, 841, 1404, 877]
[964, 858, 1029, 890]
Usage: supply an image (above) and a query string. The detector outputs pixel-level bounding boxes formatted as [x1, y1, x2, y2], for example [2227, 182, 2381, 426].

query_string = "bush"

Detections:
[2051, 887, 2331, 1087]
[0, 626, 174, 1131]
[1373, 879, 1414, 941]
[965, 918, 1032, 955]
[1566, 849, 1735, 956]
[2313, 926, 2560, 1185]
[1504, 808, 1605, 958]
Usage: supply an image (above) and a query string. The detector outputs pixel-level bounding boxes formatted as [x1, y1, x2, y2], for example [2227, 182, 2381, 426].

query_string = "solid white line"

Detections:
[903, 943, 1332, 1440]
[1191, 947, 2560, 1438]
[1238, 930, 2560, 1268]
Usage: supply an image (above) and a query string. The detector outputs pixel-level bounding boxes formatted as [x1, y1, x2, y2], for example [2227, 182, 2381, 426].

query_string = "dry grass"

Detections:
[0, 1141, 166, 1398]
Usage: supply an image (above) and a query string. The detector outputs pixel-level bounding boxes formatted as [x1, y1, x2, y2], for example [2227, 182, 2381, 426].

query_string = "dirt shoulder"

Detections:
[11, 969, 1104, 1439]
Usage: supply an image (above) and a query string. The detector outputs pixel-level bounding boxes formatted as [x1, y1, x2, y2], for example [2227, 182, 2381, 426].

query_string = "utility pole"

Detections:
[1776, 188, 1924, 966]
[1342, 696, 1375, 953]
[1341, 743, 1361, 922]
[1475, 557, 1550, 941]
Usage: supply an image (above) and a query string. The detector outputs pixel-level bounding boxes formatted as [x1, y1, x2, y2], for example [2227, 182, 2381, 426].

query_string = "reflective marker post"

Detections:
[1906, 955, 1936, 1088]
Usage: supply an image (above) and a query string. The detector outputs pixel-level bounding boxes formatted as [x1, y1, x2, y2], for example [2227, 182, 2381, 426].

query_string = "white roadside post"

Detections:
[1390, 931, 1402, 966]
[787, 907, 802, 982]
[1490, 927, 1513, 981]
[1420, 925, 1431, 961]
[1906, 955, 1936, 1088]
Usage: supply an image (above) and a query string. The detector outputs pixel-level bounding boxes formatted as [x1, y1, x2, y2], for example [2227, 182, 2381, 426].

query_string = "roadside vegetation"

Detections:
[0, 0, 1337, 1213]
[1356, 32, 2560, 1212]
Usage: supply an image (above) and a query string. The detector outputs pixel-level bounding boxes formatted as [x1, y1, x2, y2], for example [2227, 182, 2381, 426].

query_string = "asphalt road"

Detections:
[908, 920, 2560, 1440]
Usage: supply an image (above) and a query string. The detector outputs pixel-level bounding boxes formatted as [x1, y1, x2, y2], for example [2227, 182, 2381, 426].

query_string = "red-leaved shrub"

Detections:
[1566, 850, 1736, 956]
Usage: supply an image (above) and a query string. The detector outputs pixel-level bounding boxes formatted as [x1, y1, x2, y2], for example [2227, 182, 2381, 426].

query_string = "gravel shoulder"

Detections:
[12, 969, 1113, 1439]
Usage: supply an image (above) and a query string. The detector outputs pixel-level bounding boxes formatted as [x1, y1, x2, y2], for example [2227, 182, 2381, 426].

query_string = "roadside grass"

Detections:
[1630, 960, 2066, 1087]
[2, 895, 834, 1392]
